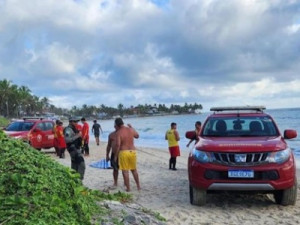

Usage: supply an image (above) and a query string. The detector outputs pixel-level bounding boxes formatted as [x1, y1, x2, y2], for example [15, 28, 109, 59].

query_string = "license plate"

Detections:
[228, 170, 254, 178]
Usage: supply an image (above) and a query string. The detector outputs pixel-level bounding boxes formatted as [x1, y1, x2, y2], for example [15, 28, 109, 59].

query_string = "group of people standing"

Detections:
[53, 116, 141, 192]
[53, 116, 201, 192]
[104, 120, 201, 191]
[53, 118, 103, 180]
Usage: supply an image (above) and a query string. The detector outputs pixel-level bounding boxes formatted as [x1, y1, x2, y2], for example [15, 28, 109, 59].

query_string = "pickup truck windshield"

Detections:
[202, 116, 279, 137]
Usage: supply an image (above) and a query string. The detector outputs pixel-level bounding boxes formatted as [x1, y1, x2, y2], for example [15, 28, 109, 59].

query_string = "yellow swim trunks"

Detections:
[119, 150, 137, 170]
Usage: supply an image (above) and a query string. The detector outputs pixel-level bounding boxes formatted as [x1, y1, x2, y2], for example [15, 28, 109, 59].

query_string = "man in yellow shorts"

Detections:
[114, 118, 141, 192]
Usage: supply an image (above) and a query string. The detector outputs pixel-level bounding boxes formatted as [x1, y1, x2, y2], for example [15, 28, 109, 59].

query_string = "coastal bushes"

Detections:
[0, 130, 99, 224]
[0, 116, 9, 128]
[0, 130, 131, 225]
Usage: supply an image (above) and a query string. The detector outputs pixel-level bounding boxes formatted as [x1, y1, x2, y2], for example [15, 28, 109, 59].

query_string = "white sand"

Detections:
[52, 141, 300, 225]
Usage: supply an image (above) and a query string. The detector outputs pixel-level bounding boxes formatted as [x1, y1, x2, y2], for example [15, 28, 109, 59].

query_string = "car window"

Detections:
[6, 122, 34, 131]
[35, 122, 53, 131]
[44, 122, 54, 131]
[202, 116, 279, 137]
[36, 122, 45, 131]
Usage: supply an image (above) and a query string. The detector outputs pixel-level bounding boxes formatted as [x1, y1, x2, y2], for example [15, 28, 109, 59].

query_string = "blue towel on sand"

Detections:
[90, 159, 112, 169]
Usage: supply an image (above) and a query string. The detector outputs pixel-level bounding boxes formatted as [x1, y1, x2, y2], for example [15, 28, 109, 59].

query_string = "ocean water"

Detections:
[89, 108, 300, 158]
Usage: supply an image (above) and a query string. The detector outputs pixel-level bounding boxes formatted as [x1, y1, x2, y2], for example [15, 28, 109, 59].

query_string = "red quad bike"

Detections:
[186, 106, 298, 206]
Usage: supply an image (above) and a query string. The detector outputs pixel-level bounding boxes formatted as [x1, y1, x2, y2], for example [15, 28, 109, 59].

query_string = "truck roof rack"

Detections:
[23, 117, 44, 120]
[210, 106, 266, 113]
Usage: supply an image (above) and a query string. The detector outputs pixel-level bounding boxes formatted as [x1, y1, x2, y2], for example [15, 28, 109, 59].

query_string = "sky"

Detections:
[1, 0, 300, 111]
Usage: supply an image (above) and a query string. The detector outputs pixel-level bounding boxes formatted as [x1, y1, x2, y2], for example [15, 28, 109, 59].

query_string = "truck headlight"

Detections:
[193, 149, 212, 163]
[268, 148, 291, 164]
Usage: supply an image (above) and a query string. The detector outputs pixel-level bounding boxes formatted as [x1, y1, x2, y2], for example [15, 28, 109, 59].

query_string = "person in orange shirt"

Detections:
[55, 120, 67, 158]
[53, 120, 60, 156]
[74, 118, 82, 132]
[81, 117, 90, 156]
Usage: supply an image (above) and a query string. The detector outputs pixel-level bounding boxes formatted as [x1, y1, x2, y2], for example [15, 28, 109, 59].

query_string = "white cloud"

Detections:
[89, 70, 111, 80]
[49, 95, 74, 109]
[41, 43, 79, 74]
[198, 78, 300, 99]
[286, 24, 300, 35]
[0, 0, 300, 109]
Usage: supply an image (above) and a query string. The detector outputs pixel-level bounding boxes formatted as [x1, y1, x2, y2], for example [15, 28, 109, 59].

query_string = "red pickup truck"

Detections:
[3, 118, 55, 150]
[187, 106, 298, 206]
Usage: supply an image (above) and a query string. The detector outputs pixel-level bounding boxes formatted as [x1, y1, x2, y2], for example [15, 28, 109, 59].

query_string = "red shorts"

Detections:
[53, 138, 58, 148]
[169, 146, 180, 157]
[57, 138, 66, 148]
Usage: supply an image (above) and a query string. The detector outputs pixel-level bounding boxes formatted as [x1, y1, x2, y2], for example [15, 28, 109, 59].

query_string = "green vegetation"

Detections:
[0, 116, 9, 128]
[0, 79, 202, 119]
[142, 208, 166, 222]
[0, 130, 131, 225]
[0, 79, 55, 118]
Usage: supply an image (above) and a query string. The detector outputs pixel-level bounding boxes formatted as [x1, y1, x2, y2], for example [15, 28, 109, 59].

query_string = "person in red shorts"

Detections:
[53, 120, 59, 156]
[81, 117, 90, 156]
[56, 120, 66, 158]
[165, 122, 180, 170]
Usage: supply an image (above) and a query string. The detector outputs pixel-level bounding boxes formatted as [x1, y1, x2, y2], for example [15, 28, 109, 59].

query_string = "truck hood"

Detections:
[197, 136, 287, 153]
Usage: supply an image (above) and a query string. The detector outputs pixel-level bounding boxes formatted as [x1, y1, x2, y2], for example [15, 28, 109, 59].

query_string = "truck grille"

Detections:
[212, 152, 269, 166]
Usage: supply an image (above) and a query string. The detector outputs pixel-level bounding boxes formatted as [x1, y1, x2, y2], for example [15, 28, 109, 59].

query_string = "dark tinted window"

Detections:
[6, 121, 34, 131]
[36, 122, 44, 130]
[202, 116, 279, 137]
[36, 122, 53, 131]
[44, 122, 54, 131]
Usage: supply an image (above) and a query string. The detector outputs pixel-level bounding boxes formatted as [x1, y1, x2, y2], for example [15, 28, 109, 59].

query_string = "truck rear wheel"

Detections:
[189, 185, 206, 206]
[274, 179, 297, 206]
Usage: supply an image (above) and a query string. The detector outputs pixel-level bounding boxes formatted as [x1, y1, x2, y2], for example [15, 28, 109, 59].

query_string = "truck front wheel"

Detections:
[189, 185, 206, 206]
[274, 178, 297, 206]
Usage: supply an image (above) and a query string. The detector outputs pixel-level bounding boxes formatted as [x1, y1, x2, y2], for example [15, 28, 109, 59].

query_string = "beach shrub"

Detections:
[0, 130, 100, 225]
[0, 130, 133, 225]
[0, 116, 9, 128]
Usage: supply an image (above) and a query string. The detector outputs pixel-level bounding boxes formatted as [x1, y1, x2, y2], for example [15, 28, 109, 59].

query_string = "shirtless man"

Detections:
[114, 117, 141, 192]
[106, 125, 119, 186]
[186, 121, 201, 148]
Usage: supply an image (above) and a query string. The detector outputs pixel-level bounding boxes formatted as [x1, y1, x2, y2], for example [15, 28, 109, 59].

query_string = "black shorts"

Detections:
[94, 133, 99, 138]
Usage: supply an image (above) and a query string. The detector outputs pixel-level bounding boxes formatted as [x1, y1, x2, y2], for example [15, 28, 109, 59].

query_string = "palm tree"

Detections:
[118, 103, 124, 117]
[8, 84, 19, 117]
[17, 86, 32, 116]
[40, 97, 50, 112]
[70, 106, 77, 116]
[0, 79, 12, 117]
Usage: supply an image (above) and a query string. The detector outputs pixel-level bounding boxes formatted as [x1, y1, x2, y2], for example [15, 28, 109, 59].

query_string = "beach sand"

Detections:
[51, 142, 300, 225]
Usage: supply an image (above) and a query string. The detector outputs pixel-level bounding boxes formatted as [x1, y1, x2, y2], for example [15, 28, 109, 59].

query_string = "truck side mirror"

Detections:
[186, 130, 196, 139]
[284, 129, 297, 139]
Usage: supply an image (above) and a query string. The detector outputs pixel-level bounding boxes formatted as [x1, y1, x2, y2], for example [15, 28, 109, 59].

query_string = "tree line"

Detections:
[0, 79, 54, 118]
[0, 79, 202, 119]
